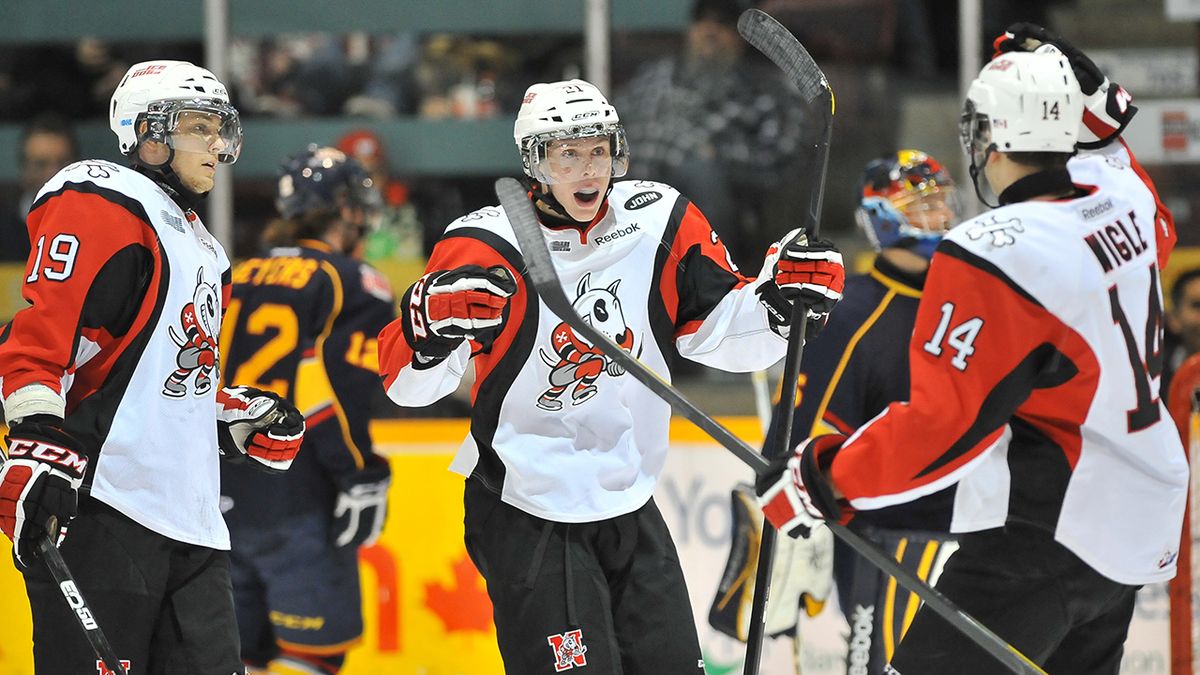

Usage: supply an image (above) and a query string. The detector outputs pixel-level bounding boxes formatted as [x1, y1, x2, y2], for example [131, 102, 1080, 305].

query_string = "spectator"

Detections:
[336, 128, 464, 261]
[615, 0, 806, 270]
[0, 113, 78, 262]
[1164, 268, 1200, 394]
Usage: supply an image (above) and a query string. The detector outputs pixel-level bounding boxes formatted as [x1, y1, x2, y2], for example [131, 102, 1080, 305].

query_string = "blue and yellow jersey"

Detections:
[218, 240, 396, 526]
[779, 253, 954, 531]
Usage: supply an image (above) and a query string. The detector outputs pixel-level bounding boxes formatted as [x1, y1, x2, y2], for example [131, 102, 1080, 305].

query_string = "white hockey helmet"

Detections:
[109, 60, 242, 164]
[513, 79, 629, 184]
[960, 49, 1082, 161]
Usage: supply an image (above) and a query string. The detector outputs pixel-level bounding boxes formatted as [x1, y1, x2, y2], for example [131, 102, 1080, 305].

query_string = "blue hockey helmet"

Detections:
[855, 150, 960, 259]
[275, 145, 382, 220]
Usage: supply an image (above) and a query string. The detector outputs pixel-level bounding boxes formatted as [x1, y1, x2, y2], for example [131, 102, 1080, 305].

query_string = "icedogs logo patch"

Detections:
[547, 628, 588, 671]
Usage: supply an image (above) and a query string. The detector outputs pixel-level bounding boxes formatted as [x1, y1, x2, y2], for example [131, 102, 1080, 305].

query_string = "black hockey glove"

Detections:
[217, 386, 305, 473]
[332, 456, 391, 548]
[402, 264, 517, 365]
[1, 415, 88, 568]
[993, 22, 1136, 148]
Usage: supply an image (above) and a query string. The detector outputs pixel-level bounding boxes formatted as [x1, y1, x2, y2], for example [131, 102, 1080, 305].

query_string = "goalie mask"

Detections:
[110, 60, 243, 166]
[855, 150, 961, 259]
[959, 50, 1081, 206]
[514, 79, 629, 185]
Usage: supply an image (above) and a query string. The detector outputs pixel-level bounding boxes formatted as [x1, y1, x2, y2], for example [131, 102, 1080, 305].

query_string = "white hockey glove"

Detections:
[216, 386, 305, 473]
[756, 434, 848, 539]
[710, 484, 834, 641]
[993, 23, 1136, 148]
[333, 456, 391, 548]
[402, 264, 517, 364]
[0, 415, 88, 568]
[757, 229, 845, 339]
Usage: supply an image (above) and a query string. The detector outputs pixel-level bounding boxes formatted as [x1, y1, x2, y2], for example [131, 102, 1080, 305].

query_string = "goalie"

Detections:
[711, 150, 964, 673]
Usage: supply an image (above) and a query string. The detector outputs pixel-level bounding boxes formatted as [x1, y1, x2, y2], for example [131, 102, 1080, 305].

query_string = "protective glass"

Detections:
[527, 127, 629, 184]
[151, 98, 243, 164]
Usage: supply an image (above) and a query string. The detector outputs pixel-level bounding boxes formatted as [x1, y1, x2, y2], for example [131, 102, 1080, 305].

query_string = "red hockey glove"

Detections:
[402, 264, 517, 363]
[1, 415, 88, 568]
[332, 456, 391, 548]
[993, 22, 1136, 148]
[758, 229, 845, 338]
[217, 387, 305, 473]
[755, 434, 847, 539]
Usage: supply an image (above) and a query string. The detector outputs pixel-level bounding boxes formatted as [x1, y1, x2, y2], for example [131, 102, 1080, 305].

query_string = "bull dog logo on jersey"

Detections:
[537, 273, 634, 411]
[547, 628, 588, 671]
[966, 215, 1024, 247]
[163, 269, 220, 398]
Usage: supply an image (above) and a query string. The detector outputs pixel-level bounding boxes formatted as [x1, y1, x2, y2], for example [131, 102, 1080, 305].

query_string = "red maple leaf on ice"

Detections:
[424, 554, 493, 633]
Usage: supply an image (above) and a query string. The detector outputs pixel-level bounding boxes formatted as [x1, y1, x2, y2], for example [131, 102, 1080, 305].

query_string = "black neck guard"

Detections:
[997, 168, 1078, 206]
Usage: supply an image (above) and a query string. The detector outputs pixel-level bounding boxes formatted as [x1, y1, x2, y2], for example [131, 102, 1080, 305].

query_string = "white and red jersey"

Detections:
[0, 160, 233, 549]
[830, 142, 1185, 584]
[380, 180, 787, 522]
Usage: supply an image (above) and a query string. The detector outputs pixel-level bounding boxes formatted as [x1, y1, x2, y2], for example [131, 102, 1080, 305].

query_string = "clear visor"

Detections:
[152, 99, 243, 164]
[893, 186, 962, 234]
[527, 126, 629, 185]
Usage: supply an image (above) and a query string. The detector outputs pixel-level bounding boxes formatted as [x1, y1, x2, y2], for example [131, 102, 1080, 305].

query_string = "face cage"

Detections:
[139, 98, 243, 164]
[523, 125, 629, 185]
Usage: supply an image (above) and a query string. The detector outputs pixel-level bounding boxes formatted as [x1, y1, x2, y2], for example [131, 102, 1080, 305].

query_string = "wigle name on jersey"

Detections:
[1084, 209, 1150, 273]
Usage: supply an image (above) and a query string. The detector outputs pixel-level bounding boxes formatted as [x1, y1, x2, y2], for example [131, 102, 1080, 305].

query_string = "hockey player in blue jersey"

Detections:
[219, 146, 396, 674]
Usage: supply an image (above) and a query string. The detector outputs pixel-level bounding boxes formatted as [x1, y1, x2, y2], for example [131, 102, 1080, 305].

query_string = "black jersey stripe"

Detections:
[448, 227, 539, 492]
[32, 180, 154, 227]
[914, 342, 1065, 479]
[937, 240, 1044, 309]
[647, 194, 690, 362]
[66, 229, 169, 492]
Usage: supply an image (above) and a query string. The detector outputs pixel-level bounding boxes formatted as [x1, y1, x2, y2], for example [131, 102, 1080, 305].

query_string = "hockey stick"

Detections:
[736, 9, 832, 674]
[37, 528, 128, 675]
[494, 188, 1044, 672]
[736, 10, 1042, 674]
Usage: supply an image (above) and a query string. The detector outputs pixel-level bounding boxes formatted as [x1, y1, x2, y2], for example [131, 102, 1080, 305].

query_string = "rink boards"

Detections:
[0, 418, 1173, 674]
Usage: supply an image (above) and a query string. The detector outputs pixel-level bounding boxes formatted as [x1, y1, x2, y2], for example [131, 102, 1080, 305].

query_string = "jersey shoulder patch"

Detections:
[609, 180, 681, 216]
[445, 204, 508, 237]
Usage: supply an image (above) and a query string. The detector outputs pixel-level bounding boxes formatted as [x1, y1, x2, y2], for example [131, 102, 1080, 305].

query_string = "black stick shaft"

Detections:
[37, 534, 127, 675]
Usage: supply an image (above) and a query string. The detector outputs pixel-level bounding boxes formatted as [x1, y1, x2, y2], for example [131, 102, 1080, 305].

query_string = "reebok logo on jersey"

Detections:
[965, 216, 1024, 247]
[624, 191, 662, 210]
[1079, 198, 1114, 221]
[547, 629, 588, 671]
[594, 223, 640, 246]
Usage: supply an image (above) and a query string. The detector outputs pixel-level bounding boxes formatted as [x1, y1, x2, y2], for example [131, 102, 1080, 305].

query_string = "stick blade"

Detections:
[737, 8, 830, 107]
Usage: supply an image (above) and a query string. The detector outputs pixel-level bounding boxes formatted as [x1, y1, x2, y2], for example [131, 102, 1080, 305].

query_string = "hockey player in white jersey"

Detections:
[378, 78, 846, 673]
[0, 61, 305, 674]
[756, 29, 1183, 674]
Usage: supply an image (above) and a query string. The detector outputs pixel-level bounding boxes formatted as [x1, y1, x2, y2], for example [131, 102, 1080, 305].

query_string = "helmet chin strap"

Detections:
[131, 146, 208, 212]
[523, 176, 613, 226]
[968, 144, 1000, 209]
